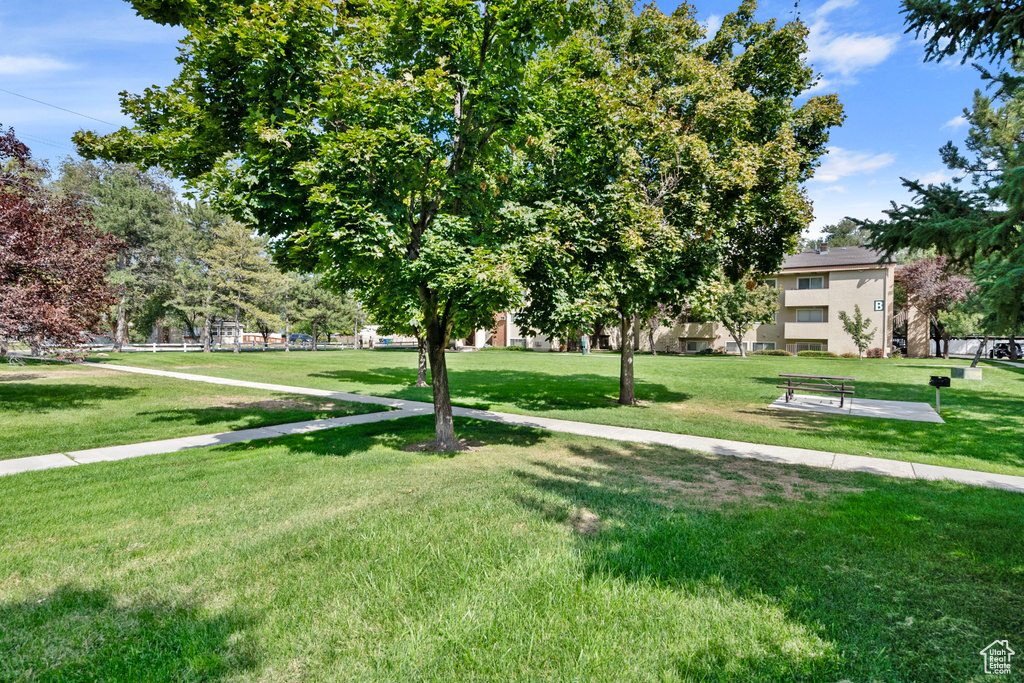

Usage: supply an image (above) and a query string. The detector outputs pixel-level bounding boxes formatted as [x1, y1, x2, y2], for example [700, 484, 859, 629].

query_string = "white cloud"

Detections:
[703, 14, 722, 38]
[811, 146, 895, 183]
[814, 0, 858, 19]
[918, 170, 951, 184]
[803, 0, 899, 89]
[803, 77, 835, 95]
[821, 185, 848, 193]
[807, 22, 900, 78]
[0, 56, 71, 75]
[943, 115, 967, 130]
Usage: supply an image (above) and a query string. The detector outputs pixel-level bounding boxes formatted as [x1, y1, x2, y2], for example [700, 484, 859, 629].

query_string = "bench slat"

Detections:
[779, 373, 855, 381]
[776, 386, 854, 394]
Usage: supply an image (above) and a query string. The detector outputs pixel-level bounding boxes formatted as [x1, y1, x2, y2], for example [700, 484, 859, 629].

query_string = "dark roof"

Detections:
[781, 246, 893, 271]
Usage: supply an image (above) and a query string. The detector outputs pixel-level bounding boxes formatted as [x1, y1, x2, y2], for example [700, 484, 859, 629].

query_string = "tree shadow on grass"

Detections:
[136, 401, 382, 429]
[0, 383, 139, 414]
[311, 367, 688, 412]
[207, 414, 547, 460]
[510, 440, 1024, 681]
[0, 585, 258, 682]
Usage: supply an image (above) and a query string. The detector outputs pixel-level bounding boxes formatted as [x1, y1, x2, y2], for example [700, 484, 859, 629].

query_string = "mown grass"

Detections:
[1, 417, 1021, 681]
[90, 349, 1024, 476]
[0, 360, 384, 459]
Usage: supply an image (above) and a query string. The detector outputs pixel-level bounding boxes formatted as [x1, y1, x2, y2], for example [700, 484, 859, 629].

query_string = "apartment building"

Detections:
[672, 246, 896, 355]
[483, 246, 896, 355]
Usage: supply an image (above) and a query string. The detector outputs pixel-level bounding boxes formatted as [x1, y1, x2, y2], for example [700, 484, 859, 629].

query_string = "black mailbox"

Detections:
[929, 376, 951, 388]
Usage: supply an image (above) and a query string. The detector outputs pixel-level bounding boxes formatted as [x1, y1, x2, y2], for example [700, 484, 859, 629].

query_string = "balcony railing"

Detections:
[786, 343, 829, 354]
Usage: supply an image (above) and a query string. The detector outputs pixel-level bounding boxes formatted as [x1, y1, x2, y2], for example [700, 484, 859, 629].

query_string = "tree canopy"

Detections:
[1, 128, 120, 357]
[514, 0, 842, 401]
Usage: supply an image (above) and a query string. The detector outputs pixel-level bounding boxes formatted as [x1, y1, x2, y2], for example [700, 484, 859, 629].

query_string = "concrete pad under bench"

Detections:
[769, 394, 945, 423]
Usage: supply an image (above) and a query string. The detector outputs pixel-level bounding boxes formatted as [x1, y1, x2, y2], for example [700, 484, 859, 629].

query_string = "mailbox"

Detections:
[929, 376, 951, 388]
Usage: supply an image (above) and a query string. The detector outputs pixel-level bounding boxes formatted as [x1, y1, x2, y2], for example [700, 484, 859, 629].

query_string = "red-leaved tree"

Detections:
[0, 126, 120, 357]
[897, 256, 976, 359]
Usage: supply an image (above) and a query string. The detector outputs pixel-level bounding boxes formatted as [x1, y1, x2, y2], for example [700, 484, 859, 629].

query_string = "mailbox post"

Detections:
[929, 375, 951, 413]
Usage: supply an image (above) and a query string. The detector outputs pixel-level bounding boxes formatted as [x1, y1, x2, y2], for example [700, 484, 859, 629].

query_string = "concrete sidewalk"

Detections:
[4, 361, 1022, 495]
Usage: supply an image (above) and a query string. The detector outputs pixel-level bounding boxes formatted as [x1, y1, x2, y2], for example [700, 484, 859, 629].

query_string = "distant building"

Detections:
[483, 245, 897, 355]
[672, 246, 897, 355]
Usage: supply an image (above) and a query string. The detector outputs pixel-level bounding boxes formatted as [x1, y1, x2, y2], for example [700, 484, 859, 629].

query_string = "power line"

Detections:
[15, 132, 77, 153]
[0, 87, 120, 128]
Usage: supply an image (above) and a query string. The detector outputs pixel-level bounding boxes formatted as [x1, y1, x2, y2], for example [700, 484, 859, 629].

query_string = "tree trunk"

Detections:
[285, 318, 290, 352]
[113, 293, 128, 352]
[618, 313, 637, 405]
[0, 335, 7, 357]
[416, 335, 429, 387]
[1011, 334, 1018, 361]
[647, 322, 657, 357]
[311, 321, 319, 352]
[731, 328, 747, 358]
[233, 302, 241, 354]
[942, 333, 951, 359]
[425, 320, 459, 450]
[30, 333, 41, 357]
[202, 314, 212, 353]
[970, 335, 987, 368]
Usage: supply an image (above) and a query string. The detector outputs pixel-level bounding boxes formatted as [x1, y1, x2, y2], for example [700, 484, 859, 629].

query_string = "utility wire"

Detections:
[0, 87, 120, 128]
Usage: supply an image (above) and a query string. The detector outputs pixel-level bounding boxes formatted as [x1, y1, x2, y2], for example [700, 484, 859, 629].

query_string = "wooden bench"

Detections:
[778, 373, 855, 408]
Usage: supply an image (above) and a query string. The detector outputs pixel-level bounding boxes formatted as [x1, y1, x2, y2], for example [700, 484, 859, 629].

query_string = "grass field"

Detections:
[89, 349, 1024, 477]
[0, 360, 384, 460]
[2, 417, 1021, 681]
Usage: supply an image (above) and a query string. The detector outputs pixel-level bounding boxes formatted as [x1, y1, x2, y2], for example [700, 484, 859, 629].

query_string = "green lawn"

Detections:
[0, 360, 384, 459]
[89, 349, 1024, 477]
[2, 417, 1020, 681]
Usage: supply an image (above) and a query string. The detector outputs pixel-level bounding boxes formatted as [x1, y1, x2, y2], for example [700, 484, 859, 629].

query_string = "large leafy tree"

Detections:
[0, 128, 120, 357]
[515, 1, 843, 402]
[76, 0, 582, 450]
[820, 218, 868, 247]
[58, 160, 184, 350]
[709, 278, 778, 358]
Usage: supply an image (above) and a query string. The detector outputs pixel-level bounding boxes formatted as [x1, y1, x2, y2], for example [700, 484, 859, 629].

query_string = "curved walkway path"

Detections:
[3, 362, 1023, 495]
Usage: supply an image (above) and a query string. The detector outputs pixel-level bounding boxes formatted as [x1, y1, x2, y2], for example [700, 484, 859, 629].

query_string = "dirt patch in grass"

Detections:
[569, 508, 602, 535]
[402, 438, 487, 453]
[640, 462, 863, 507]
[201, 396, 348, 412]
[561, 440, 863, 508]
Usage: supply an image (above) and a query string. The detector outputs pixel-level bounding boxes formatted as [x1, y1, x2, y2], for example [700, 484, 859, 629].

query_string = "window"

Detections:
[797, 276, 824, 290]
[725, 341, 748, 353]
[764, 279, 777, 289]
[796, 308, 825, 323]
[752, 342, 776, 351]
[684, 340, 709, 352]
[794, 342, 824, 352]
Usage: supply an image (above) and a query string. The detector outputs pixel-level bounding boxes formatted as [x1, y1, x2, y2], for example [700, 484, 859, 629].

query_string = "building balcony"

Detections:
[784, 322, 830, 338]
[783, 288, 830, 307]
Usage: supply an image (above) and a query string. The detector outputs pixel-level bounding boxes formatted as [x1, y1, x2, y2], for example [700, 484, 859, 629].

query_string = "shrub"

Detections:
[481, 345, 530, 352]
[752, 349, 793, 356]
[696, 347, 727, 356]
[866, 347, 885, 358]
[839, 352, 858, 358]
[797, 350, 838, 358]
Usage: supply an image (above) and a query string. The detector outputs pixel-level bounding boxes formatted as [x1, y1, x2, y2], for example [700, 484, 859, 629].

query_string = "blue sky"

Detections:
[0, 0, 990, 237]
